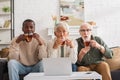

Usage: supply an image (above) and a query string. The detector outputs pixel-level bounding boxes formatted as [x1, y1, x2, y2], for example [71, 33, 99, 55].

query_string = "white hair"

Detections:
[54, 22, 69, 32]
[80, 23, 93, 30]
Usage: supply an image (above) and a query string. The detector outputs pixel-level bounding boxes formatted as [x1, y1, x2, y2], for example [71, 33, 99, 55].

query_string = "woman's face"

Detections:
[54, 26, 69, 40]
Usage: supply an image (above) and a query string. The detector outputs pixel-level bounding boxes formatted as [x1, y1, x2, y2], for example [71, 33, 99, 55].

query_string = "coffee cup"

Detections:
[84, 41, 90, 47]
[83, 37, 90, 47]
[24, 33, 33, 42]
[61, 38, 66, 45]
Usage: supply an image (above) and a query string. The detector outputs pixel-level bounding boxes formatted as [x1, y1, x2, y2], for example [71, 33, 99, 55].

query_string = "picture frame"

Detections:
[60, 0, 84, 26]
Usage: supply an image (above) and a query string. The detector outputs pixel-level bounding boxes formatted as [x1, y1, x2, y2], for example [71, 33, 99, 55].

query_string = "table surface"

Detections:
[24, 71, 102, 80]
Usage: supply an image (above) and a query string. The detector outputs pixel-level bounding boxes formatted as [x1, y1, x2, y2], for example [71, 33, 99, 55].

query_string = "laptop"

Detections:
[43, 58, 72, 76]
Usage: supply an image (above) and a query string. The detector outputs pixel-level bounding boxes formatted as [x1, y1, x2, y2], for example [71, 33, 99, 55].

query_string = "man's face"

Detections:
[54, 26, 68, 40]
[79, 24, 92, 40]
[22, 21, 35, 34]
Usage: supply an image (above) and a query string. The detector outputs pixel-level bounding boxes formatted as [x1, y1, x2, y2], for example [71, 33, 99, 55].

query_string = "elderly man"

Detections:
[76, 23, 113, 80]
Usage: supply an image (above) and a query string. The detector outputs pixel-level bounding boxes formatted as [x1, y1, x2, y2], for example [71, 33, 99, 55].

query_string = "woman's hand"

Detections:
[65, 39, 74, 48]
[53, 38, 63, 49]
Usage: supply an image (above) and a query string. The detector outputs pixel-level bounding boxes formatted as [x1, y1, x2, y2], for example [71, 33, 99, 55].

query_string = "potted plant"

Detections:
[2, 6, 10, 13]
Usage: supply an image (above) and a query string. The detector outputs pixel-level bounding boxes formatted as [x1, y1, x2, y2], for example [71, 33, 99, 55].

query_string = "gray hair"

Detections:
[80, 22, 93, 30]
[54, 22, 69, 32]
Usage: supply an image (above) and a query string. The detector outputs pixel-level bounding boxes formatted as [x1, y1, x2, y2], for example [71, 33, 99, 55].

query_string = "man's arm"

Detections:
[33, 33, 48, 59]
[90, 37, 113, 59]
[8, 37, 20, 60]
[38, 44, 48, 59]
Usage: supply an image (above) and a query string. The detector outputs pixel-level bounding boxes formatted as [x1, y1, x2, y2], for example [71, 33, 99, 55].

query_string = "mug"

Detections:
[24, 33, 33, 42]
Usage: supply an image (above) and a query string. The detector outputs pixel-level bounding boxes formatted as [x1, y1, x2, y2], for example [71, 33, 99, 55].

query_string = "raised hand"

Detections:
[33, 33, 44, 45]
[16, 34, 26, 43]
[78, 47, 90, 61]
[65, 39, 74, 48]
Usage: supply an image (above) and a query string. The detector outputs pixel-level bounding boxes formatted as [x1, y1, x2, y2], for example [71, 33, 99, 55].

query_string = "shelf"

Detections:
[0, 27, 11, 30]
[0, 41, 10, 45]
[0, 0, 12, 50]
[47, 26, 98, 39]
[47, 26, 80, 39]
[0, 0, 10, 2]
[0, 13, 10, 16]
[48, 26, 80, 36]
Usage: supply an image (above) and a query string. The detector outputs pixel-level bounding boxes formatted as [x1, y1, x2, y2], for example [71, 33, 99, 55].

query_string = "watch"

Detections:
[98, 45, 102, 50]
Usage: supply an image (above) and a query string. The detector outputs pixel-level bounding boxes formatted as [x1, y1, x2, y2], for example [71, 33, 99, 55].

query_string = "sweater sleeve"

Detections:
[68, 40, 78, 64]
[96, 36, 113, 59]
[8, 37, 20, 60]
[38, 43, 48, 60]
[47, 39, 60, 58]
[102, 43, 113, 59]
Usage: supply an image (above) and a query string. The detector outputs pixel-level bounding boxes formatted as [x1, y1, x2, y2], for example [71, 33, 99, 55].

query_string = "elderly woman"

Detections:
[47, 22, 77, 71]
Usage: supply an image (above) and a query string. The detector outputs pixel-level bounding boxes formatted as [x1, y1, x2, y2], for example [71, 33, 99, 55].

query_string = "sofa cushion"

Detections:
[0, 47, 9, 58]
[111, 70, 120, 80]
[105, 47, 120, 71]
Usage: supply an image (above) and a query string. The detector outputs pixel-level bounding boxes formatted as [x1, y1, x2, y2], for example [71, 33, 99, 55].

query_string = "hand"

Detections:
[32, 33, 39, 39]
[78, 47, 90, 61]
[90, 40, 101, 49]
[53, 38, 63, 49]
[33, 33, 44, 45]
[80, 47, 90, 55]
[65, 39, 74, 48]
[16, 34, 26, 43]
[90, 40, 105, 53]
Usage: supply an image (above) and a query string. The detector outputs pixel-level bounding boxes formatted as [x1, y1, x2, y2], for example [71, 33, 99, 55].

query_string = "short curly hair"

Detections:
[22, 19, 35, 27]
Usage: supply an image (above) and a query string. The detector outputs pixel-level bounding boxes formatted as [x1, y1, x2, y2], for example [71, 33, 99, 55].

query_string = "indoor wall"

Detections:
[84, 0, 120, 47]
[14, 0, 120, 47]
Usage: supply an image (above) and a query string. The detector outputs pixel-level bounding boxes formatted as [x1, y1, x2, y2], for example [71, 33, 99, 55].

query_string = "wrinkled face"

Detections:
[79, 24, 92, 40]
[22, 21, 35, 34]
[54, 26, 69, 39]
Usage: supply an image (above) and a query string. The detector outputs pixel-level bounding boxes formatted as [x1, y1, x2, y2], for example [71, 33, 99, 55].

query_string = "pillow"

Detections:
[0, 47, 9, 58]
[105, 47, 120, 71]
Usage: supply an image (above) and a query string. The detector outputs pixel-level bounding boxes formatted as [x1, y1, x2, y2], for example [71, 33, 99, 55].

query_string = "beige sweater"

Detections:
[9, 37, 47, 66]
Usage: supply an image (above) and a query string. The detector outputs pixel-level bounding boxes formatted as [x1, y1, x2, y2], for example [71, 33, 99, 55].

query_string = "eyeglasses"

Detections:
[80, 29, 91, 32]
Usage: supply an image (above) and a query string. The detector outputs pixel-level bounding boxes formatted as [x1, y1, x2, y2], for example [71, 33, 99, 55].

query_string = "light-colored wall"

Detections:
[14, 0, 59, 40]
[84, 0, 120, 47]
[14, 0, 120, 47]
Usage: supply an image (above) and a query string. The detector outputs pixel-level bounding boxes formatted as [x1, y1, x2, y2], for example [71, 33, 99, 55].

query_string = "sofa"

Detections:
[0, 59, 26, 80]
[0, 46, 120, 80]
[0, 48, 26, 80]
[105, 46, 120, 80]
